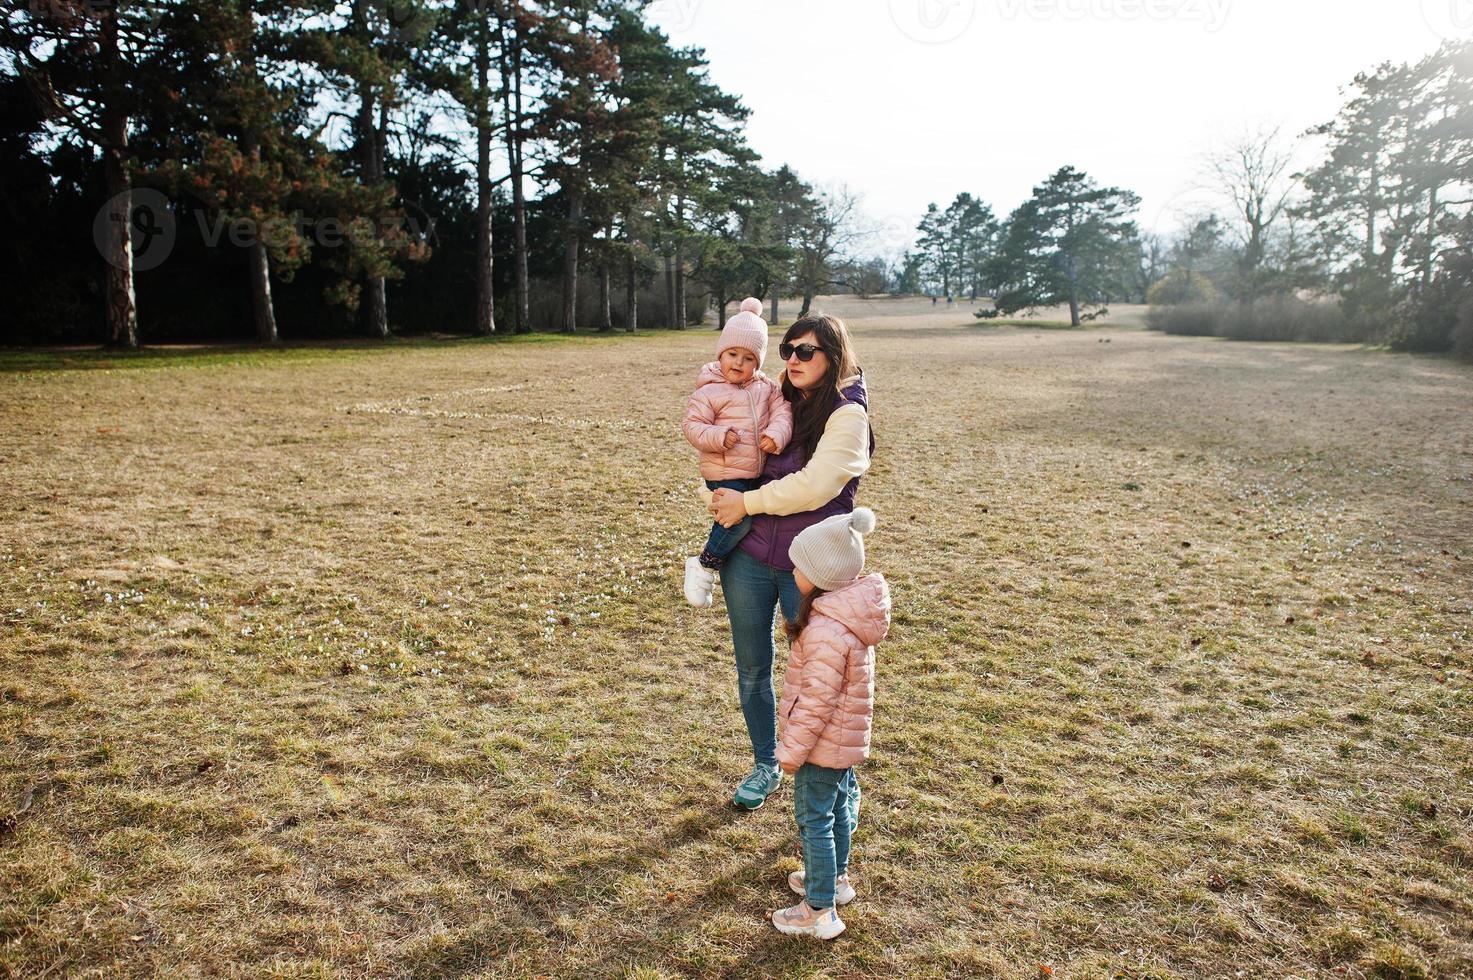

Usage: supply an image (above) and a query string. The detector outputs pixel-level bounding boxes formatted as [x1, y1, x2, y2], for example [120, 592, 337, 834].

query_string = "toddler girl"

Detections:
[771, 506, 890, 939]
[682, 297, 792, 607]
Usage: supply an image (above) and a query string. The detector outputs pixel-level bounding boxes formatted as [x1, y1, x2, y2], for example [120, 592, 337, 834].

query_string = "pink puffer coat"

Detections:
[682, 363, 793, 481]
[777, 574, 891, 771]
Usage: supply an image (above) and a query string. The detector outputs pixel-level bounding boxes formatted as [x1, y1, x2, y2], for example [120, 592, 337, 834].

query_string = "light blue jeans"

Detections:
[794, 763, 861, 910]
[720, 547, 800, 768]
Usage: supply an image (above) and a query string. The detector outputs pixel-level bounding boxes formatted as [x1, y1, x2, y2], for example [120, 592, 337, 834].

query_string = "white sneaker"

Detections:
[772, 899, 845, 939]
[683, 556, 715, 607]
[788, 870, 856, 906]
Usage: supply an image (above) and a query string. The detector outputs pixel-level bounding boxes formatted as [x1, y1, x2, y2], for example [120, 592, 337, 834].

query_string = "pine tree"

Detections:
[600, 7, 664, 331]
[536, 1, 621, 332]
[298, 0, 437, 336]
[430, 0, 507, 335]
[149, 0, 320, 343]
[1300, 43, 1473, 321]
[4, 0, 170, 346]
[641, 31, 748, 329]
[991, 166, 1141, 326]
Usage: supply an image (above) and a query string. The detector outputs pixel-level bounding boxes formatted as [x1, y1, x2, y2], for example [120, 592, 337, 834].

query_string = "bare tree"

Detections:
[1139, 230, 1168, 299]
[795, 184, 873, 317]
[1206, 125, 1299, 300]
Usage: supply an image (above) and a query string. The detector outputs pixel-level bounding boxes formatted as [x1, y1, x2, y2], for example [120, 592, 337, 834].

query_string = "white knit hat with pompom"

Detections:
[716, 297, 769, 368]
[790, 507, 876, 592]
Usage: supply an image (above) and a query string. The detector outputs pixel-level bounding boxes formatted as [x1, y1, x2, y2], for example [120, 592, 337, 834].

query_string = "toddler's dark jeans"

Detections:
[700, 477, 760, 568]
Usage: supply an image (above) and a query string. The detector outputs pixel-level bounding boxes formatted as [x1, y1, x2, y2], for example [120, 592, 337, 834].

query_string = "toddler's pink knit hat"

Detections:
[717, 297, 769, 368]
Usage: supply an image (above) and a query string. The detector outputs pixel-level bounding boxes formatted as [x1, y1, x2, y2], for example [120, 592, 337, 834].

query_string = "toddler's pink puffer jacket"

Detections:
[682, 363, 793, 481]
[777, 574, 891, 771]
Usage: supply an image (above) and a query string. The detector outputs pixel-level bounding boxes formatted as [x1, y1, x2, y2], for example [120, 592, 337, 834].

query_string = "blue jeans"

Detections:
[720, 547, 800, 767]
[794, 764, 861, 910]
[701, 478, 760, 567]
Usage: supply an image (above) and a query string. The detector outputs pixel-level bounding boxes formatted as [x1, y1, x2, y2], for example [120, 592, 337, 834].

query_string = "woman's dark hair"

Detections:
[781, 313, 861, 460]
[784, 585, 829, 643]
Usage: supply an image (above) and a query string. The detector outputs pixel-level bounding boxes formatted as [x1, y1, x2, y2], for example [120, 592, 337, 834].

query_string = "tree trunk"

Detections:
[674, 243, 686, 330]
[598, 253, 612, 332]
[561, 191, 582, 333]
[356, 74, 388, 339]
[101, 149, 138, 349]
[1065, 254, 1081, 327]
[499, 2, 530, 332]
[473, 9, 496, 336]
[799, 289, 814, 317]
[664, 252, 675, 330]
[240, 18, 278, 344]
[673, 193, 687, 329]
[248, 236, 277, 344]
[1366, 156, 1379, 266]
[771, 293, 779, 325]
[1424, 184, 1438, 288]
[99, 8, 137, 348]
[510, 156, 529, 331]
[625, 246, 638, 332]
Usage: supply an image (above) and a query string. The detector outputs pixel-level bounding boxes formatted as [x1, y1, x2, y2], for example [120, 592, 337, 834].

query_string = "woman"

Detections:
[708, 312, 874, 810]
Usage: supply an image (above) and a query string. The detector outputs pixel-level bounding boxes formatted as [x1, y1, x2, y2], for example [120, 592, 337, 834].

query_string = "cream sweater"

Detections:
[743, 402, 871, 517]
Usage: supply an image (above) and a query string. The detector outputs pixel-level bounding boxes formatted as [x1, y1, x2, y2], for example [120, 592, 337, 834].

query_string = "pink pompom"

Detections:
[739, 297, 763, 316]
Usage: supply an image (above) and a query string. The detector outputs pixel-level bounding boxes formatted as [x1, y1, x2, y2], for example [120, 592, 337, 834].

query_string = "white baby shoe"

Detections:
[684, 556, 716, 608]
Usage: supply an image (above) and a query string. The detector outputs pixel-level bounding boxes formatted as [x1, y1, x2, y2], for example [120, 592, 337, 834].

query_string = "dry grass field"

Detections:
[2, 299, 1471, 978]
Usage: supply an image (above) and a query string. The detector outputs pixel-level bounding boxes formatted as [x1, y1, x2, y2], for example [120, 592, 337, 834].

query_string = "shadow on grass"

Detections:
[0, 329, 684, 375]
[975, 319, 1092, 330]
[400, 799, 819, 977]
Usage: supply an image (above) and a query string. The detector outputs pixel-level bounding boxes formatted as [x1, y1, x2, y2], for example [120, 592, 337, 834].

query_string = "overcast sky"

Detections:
[645, 0, 1468, 253]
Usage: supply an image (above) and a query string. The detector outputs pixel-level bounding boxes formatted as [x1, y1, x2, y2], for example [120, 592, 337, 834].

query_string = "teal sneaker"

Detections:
[732, 763, 782, 810]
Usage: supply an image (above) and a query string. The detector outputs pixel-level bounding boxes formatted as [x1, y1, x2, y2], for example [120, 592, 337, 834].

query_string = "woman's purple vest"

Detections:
[740, 374, 874, 572]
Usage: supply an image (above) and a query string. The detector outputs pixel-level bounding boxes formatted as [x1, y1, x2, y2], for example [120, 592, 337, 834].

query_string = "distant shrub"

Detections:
[1146, 268, 1220, 306]
[1146, 297, 1367, 344]
[1453, 300, 1473, 362]
[1145, 304, 1218, 336]
[1386, 308, 1450, 353]
[1385, 271, 1473, 355]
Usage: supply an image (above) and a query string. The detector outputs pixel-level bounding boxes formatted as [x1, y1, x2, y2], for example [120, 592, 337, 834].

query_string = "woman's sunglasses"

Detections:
[779, 342, 826, 362]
